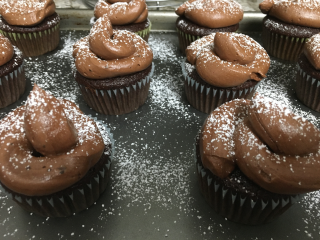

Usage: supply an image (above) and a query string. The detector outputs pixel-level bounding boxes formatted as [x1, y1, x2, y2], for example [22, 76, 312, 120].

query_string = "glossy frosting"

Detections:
[0, 35, 13, 66]
[259, 0, 320, 28]
[200, 94, 320, 195]
[94, 0, 148, 25]
[0, 0, 56, 26]
[200, 99, 250, 178]
[186, 32, 270, 87]
[73, 15, 153, 79]
[175, 0, 243, 28]
[303, 33, 320, 70]
[0, 85, 105, 196]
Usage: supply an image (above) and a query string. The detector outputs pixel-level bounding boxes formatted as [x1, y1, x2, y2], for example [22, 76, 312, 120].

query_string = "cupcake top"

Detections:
[0, 0, 56, 26]
[0, 35, 13, 66]
[200, 94, 320, 195]
[73, 14, 153, 79]
[94, 0, 148, 25]
[303, 33, 320, 69]
[259, 0, 320, 28]
[175, 0, 243, 28]
[0, 84, 106, 196]
[185, 32, 270, 87]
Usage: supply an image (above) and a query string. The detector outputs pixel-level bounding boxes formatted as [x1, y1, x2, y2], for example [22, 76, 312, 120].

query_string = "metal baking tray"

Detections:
[0, 11, 319, 240]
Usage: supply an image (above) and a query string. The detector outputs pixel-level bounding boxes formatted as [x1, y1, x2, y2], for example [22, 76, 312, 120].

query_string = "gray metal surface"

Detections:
[0, 15, 320, 240]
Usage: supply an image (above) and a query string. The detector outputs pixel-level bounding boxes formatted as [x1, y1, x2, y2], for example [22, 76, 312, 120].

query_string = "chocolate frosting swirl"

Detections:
[200, 99, 250, 178]
[186, 32, 270, 87]
[73, 15, 153, 79]
[303, 33, 320, 69]
[24, 85, 78, 156]
[200, 94, 320, 195]
[0, 85, 105, 196]
[259, 0, 320, 28]
[175, 0, 243, 28]
[0, 35, 13, 67]
[94, 0, 148, 25]
[0, 0, 55, 26]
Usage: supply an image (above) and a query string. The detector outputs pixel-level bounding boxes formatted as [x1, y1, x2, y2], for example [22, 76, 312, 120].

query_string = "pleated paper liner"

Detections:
[0, 24, 60, 57]
[296, 61, 320, 112]
[76, 63, 154, 115]
[0, 49, 26, 108]
[262, 26, 306, 62]
[134, 22, 152, 42]
[1, 125, 115, 218]
[195, 135, 299, 225]
[176, 28, 201, 54]
[90, 17, 152, 42]
[182, 60, 259, 114]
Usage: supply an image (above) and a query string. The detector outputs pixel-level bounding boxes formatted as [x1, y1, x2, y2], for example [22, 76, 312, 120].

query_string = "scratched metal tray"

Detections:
[0, 11, 320, 240]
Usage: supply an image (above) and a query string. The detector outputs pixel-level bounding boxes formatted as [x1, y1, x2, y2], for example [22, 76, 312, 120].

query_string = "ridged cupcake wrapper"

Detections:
[0, 62, 26, 108]
[8, 158, 112, 217]
[296, 64, 320, 112]
[6, 128, 115, 218]
[194, 147, 300, 225]
[262, 26, 306, 62]
[78, 62, 154, 115]
[136, 22, 152, 42]
[0, 24, 60, 57]
[176, 28, 201, 53]
[181, 61, 259, 114]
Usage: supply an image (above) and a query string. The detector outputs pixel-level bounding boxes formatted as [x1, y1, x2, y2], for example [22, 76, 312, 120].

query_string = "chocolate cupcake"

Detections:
[92, 0, 151, 42]
[196, 94, 320, 224]
[0, 35, 26, 108]
[73, 15, 154, 115]
[0, 0, 60, 57]
[296, 33, 320, 112]
[182, 32, 270, 114]
[259, 0, 320, 62]
[0, 84, 114, 217]
[175, 0, 243, 53]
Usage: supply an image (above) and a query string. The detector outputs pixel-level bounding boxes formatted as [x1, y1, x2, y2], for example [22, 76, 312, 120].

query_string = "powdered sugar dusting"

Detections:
[0, 31, 319, 239]
[184, 0, 242, 14]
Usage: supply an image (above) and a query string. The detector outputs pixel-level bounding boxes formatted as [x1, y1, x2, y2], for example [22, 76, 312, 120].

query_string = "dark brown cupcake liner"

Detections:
[181, 60, 259, 114]
[0, 23, 60, 57]
[262, 23, 307, 62]
[77, 63, 154, 115]
[0, 55, 26, 108]
[195, 139, 300, 225]
[296, 63, 320, 112]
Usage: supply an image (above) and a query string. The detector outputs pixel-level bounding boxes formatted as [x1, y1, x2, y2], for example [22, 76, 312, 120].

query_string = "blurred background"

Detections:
[56, 0, 262, 11]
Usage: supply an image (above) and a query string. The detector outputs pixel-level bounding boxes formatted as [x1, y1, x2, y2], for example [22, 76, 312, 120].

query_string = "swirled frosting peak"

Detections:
[94, 0, 148, 25]
[0, 35, 13, 67]
[73, 14, 153, 79]
[175, 0, 243, 28]
[24, 84, 78, 156]
[0, 85, 105, 196]
[88, 15, 136, 60]
[259, 0, 320, 28]
[186, 32, 270, 87]
[201, 94, 320, 195]
[0, 0, 56, 26]
[303, 33, 320, 69]
[248, 94, 320, 156]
